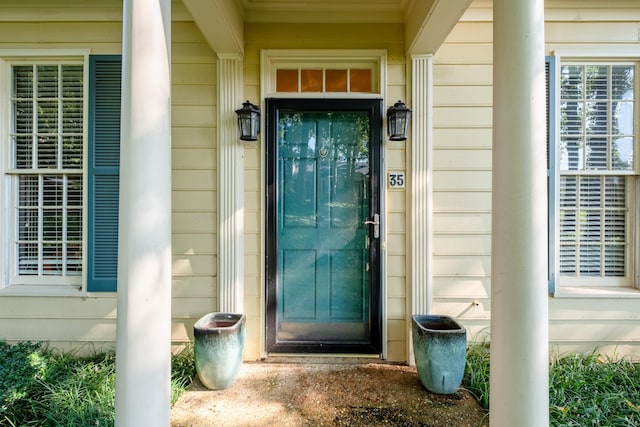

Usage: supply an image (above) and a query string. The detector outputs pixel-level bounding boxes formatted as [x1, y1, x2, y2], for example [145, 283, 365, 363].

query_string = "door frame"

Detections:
[265, 98, 383, 354]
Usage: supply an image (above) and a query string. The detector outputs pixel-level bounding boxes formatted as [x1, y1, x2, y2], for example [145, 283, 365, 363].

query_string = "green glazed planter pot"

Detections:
[194, 312, 246, 390]
[412, 315, 467, 394]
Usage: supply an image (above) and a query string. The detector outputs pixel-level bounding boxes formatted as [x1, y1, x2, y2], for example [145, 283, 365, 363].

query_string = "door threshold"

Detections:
[261, 354, 401, 365]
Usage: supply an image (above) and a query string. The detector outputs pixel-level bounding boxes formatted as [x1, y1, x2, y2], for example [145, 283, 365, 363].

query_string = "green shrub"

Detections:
[0, 341, 196, 426]
[0, 341, 53, 423]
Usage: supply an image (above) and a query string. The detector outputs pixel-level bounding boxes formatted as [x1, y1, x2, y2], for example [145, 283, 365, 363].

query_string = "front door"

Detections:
[266, 98, 382, 354]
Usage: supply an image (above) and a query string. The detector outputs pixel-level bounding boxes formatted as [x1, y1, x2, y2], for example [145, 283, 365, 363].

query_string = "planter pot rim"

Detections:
[412, 314, 465, 335]
[194, 312, 245, 331]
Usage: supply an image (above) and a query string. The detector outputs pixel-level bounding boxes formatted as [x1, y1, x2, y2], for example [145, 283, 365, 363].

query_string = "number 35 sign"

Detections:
[388, 172, 405, 189]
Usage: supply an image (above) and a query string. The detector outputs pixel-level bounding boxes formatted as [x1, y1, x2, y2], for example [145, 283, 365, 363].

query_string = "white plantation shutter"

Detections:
[604, 176, 627, 276]
[559, 176, 628, 278]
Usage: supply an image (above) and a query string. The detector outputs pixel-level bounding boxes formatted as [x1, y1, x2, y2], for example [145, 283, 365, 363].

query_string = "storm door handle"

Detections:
[364, 213, 380, 239]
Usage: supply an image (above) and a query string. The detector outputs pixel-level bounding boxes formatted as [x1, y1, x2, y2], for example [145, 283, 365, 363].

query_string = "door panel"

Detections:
[266, 99, 382, 354]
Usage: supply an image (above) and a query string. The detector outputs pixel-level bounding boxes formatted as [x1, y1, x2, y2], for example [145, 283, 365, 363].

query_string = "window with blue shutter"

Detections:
[87, 55, 121, 292]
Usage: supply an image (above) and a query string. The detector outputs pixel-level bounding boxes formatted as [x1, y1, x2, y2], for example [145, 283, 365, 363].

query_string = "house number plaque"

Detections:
[388, 172, 405, 189]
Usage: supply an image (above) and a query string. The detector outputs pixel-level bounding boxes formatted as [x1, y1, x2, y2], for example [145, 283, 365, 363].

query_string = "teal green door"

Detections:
[266, 99, 382, 354]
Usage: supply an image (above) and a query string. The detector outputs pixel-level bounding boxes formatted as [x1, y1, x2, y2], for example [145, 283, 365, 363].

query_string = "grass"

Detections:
[0, 340, 195, 427]
[463, 344, 640, 426]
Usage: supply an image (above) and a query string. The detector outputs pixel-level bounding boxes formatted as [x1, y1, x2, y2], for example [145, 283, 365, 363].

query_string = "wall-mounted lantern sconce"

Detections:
[235, 100, 261, 141]
[387, 100, 411, 141]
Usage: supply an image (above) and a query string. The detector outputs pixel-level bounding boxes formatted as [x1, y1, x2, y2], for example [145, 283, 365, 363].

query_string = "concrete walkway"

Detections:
[170, 360, 489, 427]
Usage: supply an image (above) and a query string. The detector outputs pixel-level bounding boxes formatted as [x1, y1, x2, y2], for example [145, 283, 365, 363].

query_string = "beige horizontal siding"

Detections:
[158, 15, 218, 341]
[433, 191, 492, 211]
[433, 171, 492, 191]
[433, 149, 492, 170]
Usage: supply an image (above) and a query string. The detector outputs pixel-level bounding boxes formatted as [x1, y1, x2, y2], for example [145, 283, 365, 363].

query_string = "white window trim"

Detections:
[0, 50, 90, 296]
[550, 50, 640, 296]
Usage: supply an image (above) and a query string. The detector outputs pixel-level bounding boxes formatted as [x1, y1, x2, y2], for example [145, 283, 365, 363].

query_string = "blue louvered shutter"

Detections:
[546, 55, 558, 294]
[87, 55, 121, 292]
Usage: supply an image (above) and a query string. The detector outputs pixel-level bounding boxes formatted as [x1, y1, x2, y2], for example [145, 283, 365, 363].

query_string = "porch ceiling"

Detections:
[181, 0, 473, 55]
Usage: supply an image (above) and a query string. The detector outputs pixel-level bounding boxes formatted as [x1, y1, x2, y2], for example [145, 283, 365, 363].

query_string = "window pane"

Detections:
[62, 100, 83, 133]
[612, 136, 633, 170]
[37, 65, 58, 98]
[559, 176, 577, 207]
[560, 137, 583, 170]
[585, 101, 608, 135]
[43, 243, 62, 275]
[604, 211, 626, 243]
[18, 208, 38, 241]
[14, 100, 33, 134]
[350, 69, 372, 93]
[42, 208, 62, 241]
[561, 65, 583, 99]
[37, 100, 58, 134]
[585, 65, 608, 101]
[62, 135, 83, 168]
[585, 137, 607, 169]
[613, 101, 634, 135]
[326, 69, 347, 92]
[67, 175, 82, 206]
[559, 210, 576, 243]
[301, 69, 322, 92]
[559, 245, 576, 275]
[37, 135, 58, 168]
[605, 245, 625, 276]
[560, 101, 583, 135]
[62, 65, 83, 98]
[276, 69, 298, 92]
[13, 66, 33, 98]
[43, 175, 63, 206]
[67, 243, 82, 275]
[14, 135, 33, 169]
[18, 243, 38, 275]
[612, 65, 634, 100]
[67, 209, 83, 241]
[19, 176, 39, 207]
[604, 176, 625, 207]
[579, 176, 600, 207]
[579, 210, 601, 242]
[579, 245, 601, 276]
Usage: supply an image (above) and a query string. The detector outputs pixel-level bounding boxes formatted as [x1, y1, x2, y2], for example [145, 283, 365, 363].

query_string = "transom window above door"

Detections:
[261, 50, 386, 97]
[276, 68, 373, 93]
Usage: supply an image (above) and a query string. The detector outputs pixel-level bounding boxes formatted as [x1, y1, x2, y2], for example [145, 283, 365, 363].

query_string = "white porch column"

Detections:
[115, 0, 172, 425]
[217, 54, 244, 314]
[491, 0, 549, 425]
[409, 54, 433, 363]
